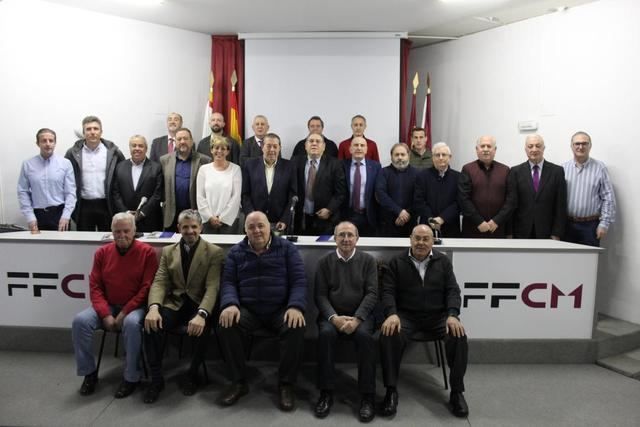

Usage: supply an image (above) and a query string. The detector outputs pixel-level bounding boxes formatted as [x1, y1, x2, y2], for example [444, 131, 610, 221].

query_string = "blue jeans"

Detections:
[71, 306, 144, 382]
[565, 220, 600, 247]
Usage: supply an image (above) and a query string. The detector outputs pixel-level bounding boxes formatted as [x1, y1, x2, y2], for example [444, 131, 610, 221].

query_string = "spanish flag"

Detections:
[229, 70, 242, 143]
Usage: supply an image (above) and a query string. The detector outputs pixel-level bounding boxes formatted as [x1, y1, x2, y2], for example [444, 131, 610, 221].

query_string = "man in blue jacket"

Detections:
[217, 211, 307, 411]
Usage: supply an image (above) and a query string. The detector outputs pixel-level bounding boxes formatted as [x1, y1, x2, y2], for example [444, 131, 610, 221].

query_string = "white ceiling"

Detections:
[42, 0, 598, 47]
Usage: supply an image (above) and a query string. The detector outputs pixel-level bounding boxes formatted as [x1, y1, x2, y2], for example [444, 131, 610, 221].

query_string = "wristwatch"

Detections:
[197, 309, 208, 319]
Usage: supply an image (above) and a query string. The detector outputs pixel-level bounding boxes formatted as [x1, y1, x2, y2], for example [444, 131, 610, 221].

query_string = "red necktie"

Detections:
[168, 137, 175, 153]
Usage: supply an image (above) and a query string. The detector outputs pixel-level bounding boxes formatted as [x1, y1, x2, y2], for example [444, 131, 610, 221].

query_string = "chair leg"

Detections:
[246, 335, 254, 361]
[96, 329, 108, 376]
[433, 341, 441, 367]
[114, 331, 121, 358]
[437, 340, 448, 390]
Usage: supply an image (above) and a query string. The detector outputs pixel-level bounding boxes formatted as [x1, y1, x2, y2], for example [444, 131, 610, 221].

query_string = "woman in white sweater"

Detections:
[196, 136, 242, 234]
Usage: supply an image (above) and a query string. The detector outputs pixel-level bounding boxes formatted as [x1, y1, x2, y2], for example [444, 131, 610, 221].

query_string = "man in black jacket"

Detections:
[379, 224, 469, 418]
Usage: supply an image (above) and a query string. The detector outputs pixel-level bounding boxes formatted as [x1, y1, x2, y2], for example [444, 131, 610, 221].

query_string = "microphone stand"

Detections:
[287, 203, 298, 242]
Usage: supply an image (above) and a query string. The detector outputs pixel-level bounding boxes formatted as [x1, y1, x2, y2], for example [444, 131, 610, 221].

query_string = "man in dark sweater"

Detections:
[314, 221, 378, 422]
[379, 225, 469, 418]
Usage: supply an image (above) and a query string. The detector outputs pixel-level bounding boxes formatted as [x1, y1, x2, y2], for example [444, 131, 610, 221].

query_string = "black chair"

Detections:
[96, 329, 148, 378]
[409, 331, 448, 390]
[161, 325, 210, 383]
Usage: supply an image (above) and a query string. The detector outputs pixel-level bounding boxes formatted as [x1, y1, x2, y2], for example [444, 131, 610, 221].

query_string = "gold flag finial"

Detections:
[412, 72, 419, 95]
[230, 70, 238, 91]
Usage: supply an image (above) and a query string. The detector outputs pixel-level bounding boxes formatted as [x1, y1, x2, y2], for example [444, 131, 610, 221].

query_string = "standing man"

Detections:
[293, 133, 346, 235]
[217, 211, 307, 411]
[149, 112, 183, 162]
[375, 143, 419, 237]
[17, 128, 76, 232]
[379, 225, 469, 418]
[143, 209, 224, 403]
[241, 133, 298, 232]
[292, 116, 339, 158]
[239, 115, 270, 166]
[563, 131, 616, 246]
[72, 213, 158, 398]
[160, 128, 210, 231]
[341, 136, 381, 237]
[414, 142, 461, 238]
[408, 127, 433, 170]
[314, 222, 378, 422]
[197, 112, 240, 164]
[111, 135, 164, 232]
[337, 115, 380, 162]
[65, 116, 125, 231]
[459, 136, 512, 238]
[508, 134, 567, 239]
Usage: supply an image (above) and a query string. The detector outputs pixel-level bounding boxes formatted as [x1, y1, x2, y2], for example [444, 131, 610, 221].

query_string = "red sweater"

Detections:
[90, 240, 159, 318]
[337, 136, 380, 162]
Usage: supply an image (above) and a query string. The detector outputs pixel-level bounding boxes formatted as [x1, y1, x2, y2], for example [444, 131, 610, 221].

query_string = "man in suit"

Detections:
[65, 115, 125, 231]
[196, 112, 240, 164]
[292, 116, 339, 158]
[241, 133, 297, 233]
[293, 133, 346, 235]
[160, 128, 210, 231]
[143, 209, 224, 403]
[508, 134, 567, 239]
[111, 135, 163, 232]
[239, 115, 270, 166]
[337, 115, 380, 162]
[341, 136, 380, 237]
[414, 142, 461, 238]
[149, 112, 182, 162]
[379, 225, 469, 418]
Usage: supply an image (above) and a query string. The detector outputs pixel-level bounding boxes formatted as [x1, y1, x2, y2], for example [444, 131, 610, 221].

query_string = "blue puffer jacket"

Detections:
[220, 236, 307, 316]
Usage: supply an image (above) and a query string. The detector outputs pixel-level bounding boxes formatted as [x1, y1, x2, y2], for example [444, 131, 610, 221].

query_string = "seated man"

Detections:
[217, 211, 307, 411]
[314, 221, 378, 422]
[143, 209, 224, 403]
[71, 212, 158, 398]
[379, 225, 469, 418]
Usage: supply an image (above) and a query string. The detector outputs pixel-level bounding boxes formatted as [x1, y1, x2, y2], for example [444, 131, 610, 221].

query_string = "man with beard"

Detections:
[196, 112, 240, 164]
[375, 143, 418, 237]
[408, 127, 433, 170]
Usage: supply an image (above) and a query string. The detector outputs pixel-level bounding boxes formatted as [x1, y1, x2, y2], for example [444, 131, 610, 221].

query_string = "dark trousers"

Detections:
[317, 316, 376, 394]
[77, 199, 110, 231]
[34, 204, 64, 230]
[565, 220, 600, 247]
[302, 214, 333, 236]
[144, 297, 210, 383]
[379, 311, 468, 393]
[346, 210, 375, 237]
[217, 306, 305, 385]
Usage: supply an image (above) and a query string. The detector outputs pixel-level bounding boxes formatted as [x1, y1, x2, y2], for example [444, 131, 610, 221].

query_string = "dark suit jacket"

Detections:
[508, 160, 567, 239]
[196, 134, 240, 165]
[160, 152, 211, 229]
[111, 158, 164, 232]
[150, 135, 169, 163]
[292, 137, 338, 158]
[293, 154, 346, 234]
[241, 157, 298, 226]
[341, 158, 381, 228]
[414, 167, 461, 237]
[239, 136, 264, 166]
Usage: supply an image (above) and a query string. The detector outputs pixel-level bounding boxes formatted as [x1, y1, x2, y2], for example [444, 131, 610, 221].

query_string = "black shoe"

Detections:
[380, 387, 398, 417]
[220, 382, 249, 406]
[143, 381, 164, 404]
[181, 375, 199, 396]
[114, 380, 138, 399]
[359, 395, 375, 423]
[278, 383, 295, 412]
[314, 390, 333, 418]
[79, 372, 98, 396]
[449, 392, 469, 417]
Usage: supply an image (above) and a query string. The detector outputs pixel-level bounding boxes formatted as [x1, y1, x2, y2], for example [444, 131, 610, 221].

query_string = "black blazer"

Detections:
[149, 135, 169, 163]
[293, 154, 346, 232]
[196, 135, 240, 165]
[292, 137, 339, 158]
[341, 158, 381, 228]
[111, 158, 164, 231]
[239, 136, 264, 166]
[507, 160, 567, 239]
[414, 167, 461, 237]
[241, 157, 298, 226]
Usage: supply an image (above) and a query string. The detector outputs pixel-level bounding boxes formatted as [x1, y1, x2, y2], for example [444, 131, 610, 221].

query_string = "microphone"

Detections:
[287, 196, 299, 242]
[136, 196, 148, 212]
[288, 195, 299, 212]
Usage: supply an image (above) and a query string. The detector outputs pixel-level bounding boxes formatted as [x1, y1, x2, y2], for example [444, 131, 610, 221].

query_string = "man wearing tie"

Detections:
[111, 135, 164, 232]
[150, 112, 182, 162]
[341, 137, 380, 237]
[239, 115, 270, 166]
[507, 134, 567, 239]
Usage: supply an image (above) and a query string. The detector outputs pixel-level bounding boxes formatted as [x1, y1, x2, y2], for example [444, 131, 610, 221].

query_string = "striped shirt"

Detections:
[563, 157, 616, 229]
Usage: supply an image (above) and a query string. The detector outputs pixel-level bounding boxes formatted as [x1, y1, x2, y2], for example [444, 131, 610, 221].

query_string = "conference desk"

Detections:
[0, 231, 602, 339]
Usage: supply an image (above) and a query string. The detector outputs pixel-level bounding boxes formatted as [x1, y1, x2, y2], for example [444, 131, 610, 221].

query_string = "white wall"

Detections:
[408, 0, 640, 324]
[0, 0, 210, 224]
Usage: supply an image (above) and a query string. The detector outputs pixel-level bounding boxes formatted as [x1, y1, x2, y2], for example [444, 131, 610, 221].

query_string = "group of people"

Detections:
[18, 111, 616, 247]
[72, 209, 468, 422]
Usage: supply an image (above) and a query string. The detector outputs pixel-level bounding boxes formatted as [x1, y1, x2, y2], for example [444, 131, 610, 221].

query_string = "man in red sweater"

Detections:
[337, 115, 380, 162]
[71, 212, 159, 398]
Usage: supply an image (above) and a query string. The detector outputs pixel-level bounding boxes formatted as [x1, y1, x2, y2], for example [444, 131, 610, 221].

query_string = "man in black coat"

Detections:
[379, 225, 469, 418]
[149, 112, 182, 162]
[507, 134, 567, 239]
[111, 135, 163, 232]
